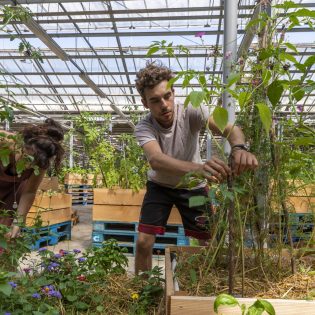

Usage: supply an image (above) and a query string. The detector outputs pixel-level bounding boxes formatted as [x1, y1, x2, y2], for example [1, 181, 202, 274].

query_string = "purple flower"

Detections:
[49, 290, 62, 299]
[8, 281, 17, 288]
[4, 312, 11, 315]
[32, 293, 41, 299]
[47, 262, 60, 271]
[23, 268, 31, 274]
[78, 257, 86, 263]
[73, 249, 81, 254]
[195, 31, 206, 38]
[297, 105, 303, 112]
[54, 253, 62, 259]
[38, 248, 47, 252]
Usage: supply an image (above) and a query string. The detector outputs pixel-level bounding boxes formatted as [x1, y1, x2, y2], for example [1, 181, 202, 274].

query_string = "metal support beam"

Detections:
[223, 0, 238, 153]
[69, 121, 74, 168]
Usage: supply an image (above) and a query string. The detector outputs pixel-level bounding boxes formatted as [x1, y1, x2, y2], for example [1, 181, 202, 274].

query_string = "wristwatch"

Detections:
[231, 144, 249, 152]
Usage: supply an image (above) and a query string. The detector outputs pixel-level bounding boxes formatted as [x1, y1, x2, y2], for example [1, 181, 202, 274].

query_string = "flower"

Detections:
[8, 281, 17, 288]
[54, 253, 62, 259]
[78, 257, 86, 263]
[47, 262, 60, 271]
[4, 312, 11, 315]
[131, 293, 139, 300]
[49, 290, 62, 299]
[297, 105, 303, 112]
[195, 31, 206, 38]
[77, 274, 86, 282]
[23, 268, 31, 274]
[32, 293, 41, 299]
[38, 248, 47, 252]
[73, 249, 81, 254]
[59, 249, 68, 256]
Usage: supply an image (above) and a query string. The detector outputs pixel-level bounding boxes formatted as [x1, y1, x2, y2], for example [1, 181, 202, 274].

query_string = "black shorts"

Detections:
[138, 181, 212, 240]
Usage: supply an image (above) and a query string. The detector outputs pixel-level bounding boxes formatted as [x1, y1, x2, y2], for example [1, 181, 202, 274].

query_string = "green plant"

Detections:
[147, 0, 315, 297]
[214, 293, 275, 315]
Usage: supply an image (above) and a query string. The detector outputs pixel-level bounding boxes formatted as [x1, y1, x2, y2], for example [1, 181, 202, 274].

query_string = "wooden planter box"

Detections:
[26, 207, 71, 226]
[30, 193, 72, 211]
[26, 193, 72, 227]
[165, 246, 315, 315]
[93, 188, 182, 224]
[38, 176, 59, 191]
[64, 173, 102, 186]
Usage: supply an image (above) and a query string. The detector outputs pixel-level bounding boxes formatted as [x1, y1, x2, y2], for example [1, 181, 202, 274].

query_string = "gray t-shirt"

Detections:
[135, 103, 209, 188]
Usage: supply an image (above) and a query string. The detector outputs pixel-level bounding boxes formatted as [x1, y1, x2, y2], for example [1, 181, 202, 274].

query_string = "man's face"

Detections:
[142, 80, 175, 128]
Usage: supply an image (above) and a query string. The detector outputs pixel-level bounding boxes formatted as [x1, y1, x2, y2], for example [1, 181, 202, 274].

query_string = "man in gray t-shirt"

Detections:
[134, 62, 258, 274]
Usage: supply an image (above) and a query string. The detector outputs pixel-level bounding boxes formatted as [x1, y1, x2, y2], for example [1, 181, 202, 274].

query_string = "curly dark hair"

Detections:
[135, 61, 174, 98]
[21, 118, 65, 171]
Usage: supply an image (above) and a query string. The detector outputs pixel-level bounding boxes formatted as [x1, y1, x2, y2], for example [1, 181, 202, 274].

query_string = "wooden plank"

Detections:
[170, 296, 315, 315]
[93, 205, 183, 224]
[30, 193, 72, 211]
[26, 207, 71, 226]
[93, 188, 146, 205]
[64, 173, 102, 185]
[287, 196, 314, 213]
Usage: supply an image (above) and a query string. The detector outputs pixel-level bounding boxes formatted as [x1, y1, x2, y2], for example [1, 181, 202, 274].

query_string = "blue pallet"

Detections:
[92, 229, 189, 254]
[65, 184, 92, 188]
[92, 221, 185, 236]
[25, 221, 72, 250]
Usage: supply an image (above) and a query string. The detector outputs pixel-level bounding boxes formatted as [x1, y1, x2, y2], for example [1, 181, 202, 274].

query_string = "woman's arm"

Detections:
[7, 169, 46, 238]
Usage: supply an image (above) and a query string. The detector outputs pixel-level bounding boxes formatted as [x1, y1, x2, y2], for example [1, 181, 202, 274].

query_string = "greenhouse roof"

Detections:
[0, 0, 314, 129]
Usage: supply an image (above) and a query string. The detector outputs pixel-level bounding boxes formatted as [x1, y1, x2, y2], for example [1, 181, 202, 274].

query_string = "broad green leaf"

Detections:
[294, 8, 315, 18]
[96, 305, 104, 312]
[267, 80, 283, 108]
[166, 76, 179, 89]
[295, 63, 306, 73]
[74, 301, 89, 310]
[0, 283, 12, 296]
[213, 107, 228, 133]
[292, 86, 305, 102]
[279, 52, 298, 64]
[259, 48, 273, 61]
[245, 18, 261, 31]
[214, 293, 239, 313]
[0, 238, 8, 249]
[184, 95, 190, 108]
[189, 196, 206, 208]
[189, 268, 197, 284]
[190, 91, 205, 108]
[294, 137, 315, 146]
[273, 1, 299, 9]
[248, 300, 275, 315]
[199, 74, 207, 87]
[256, 103, 272, 134]
[262, 69, 271, 86]
[227, 72, 240, 87]
[66, 295, 77, 302]
[304, 55, 315, 68]
[146, 46, 160, 56]
[238, 91, 251, 109]
[284, 42, 298, 54]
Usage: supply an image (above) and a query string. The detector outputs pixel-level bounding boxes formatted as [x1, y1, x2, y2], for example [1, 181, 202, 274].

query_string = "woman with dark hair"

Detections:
[0, 118, 65, 239]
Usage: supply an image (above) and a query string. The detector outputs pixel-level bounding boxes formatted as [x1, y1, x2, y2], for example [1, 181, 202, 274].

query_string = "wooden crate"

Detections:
[38, 176, 59, 191]
[30, 193, 72, 212]
[165, 246, 315, 315]
[93, 188, 182, 224]
[26, 207, 71, 226]
[64, 173, 102, 185]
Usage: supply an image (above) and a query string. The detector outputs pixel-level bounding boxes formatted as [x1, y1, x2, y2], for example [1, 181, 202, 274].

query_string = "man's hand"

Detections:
[231, 149, 258, 176]
[5, 225, 22, 239]
[201, 157, 231, 183]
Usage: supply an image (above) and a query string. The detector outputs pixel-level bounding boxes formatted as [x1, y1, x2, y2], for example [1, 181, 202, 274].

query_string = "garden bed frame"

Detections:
[165, 246, 315, 315]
